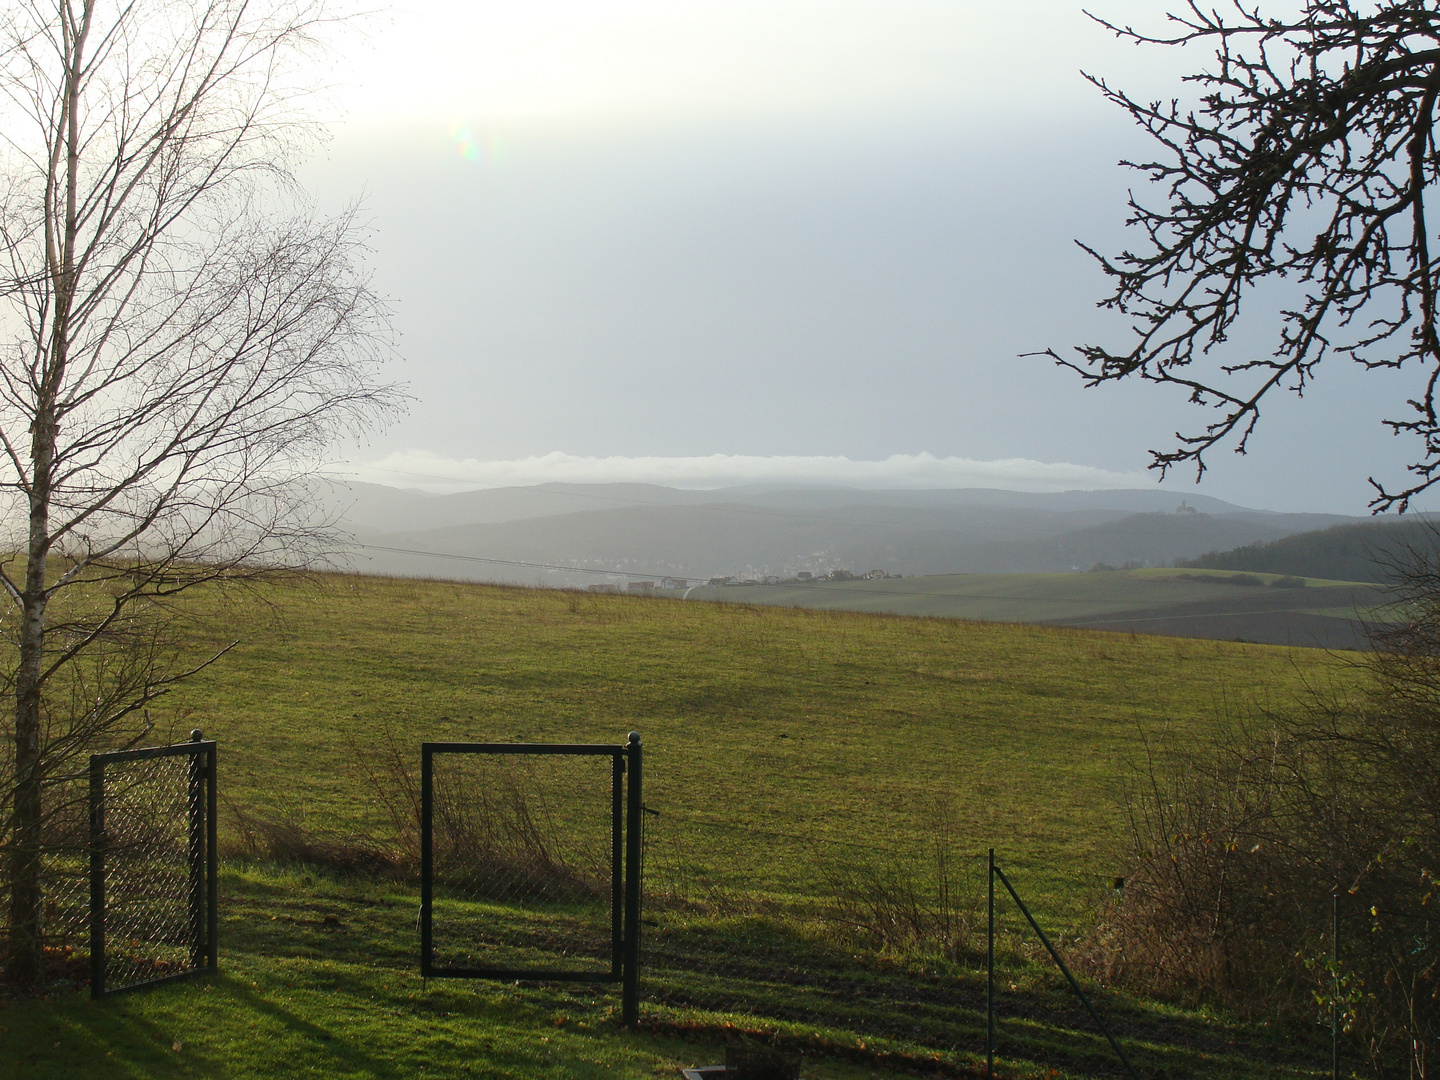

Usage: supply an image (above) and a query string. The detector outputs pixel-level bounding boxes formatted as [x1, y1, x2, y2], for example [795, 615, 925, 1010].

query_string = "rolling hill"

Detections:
[684, 568, 1386, 650]
[331, 481, 1356, 585]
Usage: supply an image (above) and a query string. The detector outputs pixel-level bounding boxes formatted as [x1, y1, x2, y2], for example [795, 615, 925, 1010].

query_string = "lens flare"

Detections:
[447, 123, 508, 167]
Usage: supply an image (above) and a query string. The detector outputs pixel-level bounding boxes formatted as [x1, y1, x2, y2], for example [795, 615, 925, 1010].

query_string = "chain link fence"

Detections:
[423, 746, 623, 981]
[636, 787, 1150, 1075]
[89, 737, 216, 996]
[0, 783, 91, 989]
[0, 737, 215, 997]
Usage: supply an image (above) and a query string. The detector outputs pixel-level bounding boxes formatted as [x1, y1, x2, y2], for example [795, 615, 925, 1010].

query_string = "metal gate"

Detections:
[89, 730, 217, 998]
[420, 732, 642, 1024]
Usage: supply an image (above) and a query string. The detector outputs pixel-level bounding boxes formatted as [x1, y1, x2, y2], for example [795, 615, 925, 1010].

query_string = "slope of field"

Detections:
[158, 574, 1353, 875]
[9, 577, 1353, 1078]
[684, 568, 1387, 649]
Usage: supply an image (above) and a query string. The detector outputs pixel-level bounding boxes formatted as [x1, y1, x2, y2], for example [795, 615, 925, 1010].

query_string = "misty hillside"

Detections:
[328, 481, 720, 531]
[1178, 517, 1439, 582]
[951, 510, 1351, 574]
[326, 481, 1252, 533]
[332, 482, 1358, 584]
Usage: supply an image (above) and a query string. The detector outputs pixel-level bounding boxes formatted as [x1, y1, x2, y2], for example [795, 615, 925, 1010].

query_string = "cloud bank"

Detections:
[339, 451, 1150, 494]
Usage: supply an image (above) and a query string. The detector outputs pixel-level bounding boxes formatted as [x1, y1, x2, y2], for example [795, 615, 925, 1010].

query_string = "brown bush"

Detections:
[430, 762, 601, 904]
[355, 723, 602, 903]
[223, 800, 401, 878]
[1094, 727, 1340, 1010]
[226, 726, 602, 906]
[1099, 656, 1440, 1074]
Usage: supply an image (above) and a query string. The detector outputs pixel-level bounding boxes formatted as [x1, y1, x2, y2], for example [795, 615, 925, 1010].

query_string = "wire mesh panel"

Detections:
[421, 743, 630, 984]
[39, 851, 91, 976]
[640, 802, 1153, 1075]
[641, 809, 988, 1042]
[90, 736, 217, 997]
[0, 780, 92, 985]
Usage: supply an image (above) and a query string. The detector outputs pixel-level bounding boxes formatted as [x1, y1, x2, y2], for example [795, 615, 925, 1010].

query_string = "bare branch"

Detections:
[1057, 1, 1440, 510]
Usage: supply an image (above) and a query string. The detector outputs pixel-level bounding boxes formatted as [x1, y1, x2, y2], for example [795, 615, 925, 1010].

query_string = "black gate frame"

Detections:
[420, 731, 642, 1025]
[89, 730, 218, 999]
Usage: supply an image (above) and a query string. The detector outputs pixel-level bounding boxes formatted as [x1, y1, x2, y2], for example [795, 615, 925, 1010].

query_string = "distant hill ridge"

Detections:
[1178, 518, 1439, 583]
[333, 481, 1362, 583]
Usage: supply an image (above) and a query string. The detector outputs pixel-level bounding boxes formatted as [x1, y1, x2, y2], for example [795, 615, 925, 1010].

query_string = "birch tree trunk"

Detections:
[0, 0, 400, 987]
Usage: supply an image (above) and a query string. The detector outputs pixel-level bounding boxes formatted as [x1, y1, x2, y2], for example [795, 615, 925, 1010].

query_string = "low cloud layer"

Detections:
[340, 451, 1150, 494]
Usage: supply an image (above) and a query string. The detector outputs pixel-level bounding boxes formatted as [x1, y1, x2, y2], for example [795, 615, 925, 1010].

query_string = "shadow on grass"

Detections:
[196, 866, 1334, 1079]
[0, 974, 411, 1080]
[642, 908, 1331, 1078]
[212, 976, 417, 1078]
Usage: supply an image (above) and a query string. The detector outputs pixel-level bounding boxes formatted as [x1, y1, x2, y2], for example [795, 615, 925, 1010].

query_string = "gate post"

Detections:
[188, 730, 206, 969]
[205, 736, 218, 971]
[89, 755, 106, 999]
[1332, 888, 1340, 1080]
[420, 743, 434, 979]
[622, 731, 643, 1028]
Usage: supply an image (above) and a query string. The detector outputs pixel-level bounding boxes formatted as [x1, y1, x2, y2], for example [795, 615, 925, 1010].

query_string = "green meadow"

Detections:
[3, 575, 1361, 1078]
[683, 566, 1385, 626]
[170, 574, 1347, 859]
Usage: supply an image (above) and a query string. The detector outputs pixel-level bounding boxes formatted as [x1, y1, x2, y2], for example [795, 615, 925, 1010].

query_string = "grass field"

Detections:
[162, 573, 1355, 874]
[2, 574, 1364, 1078]
[683, 567, 1386, 649]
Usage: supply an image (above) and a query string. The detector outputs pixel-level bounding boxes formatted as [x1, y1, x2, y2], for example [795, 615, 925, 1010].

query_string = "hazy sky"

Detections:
[304, 0, 1419, 514]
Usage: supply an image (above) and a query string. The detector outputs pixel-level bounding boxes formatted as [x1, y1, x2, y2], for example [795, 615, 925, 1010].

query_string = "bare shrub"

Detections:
[223, 800, 399, 879]
[1099, 664, 1440, 1073]
[824, 801, 976, 956]
[826, 858, 935, 951]
[349, 726, 602, 903]
[431, 760, 601, 905]
[1094, 728, 1336, 1010]
[349, 724, 421, 866]
[222, 729, 606, 907]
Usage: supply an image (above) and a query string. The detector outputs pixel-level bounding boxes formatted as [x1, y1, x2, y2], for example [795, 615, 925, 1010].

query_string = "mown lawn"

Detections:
[3, 575, 1359, 1078]
[1, 864, 830, 1080]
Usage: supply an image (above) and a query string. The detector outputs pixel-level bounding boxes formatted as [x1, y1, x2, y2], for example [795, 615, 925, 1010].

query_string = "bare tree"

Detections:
[0, 0, 399, 987]
[1047, 1, 1440, 511]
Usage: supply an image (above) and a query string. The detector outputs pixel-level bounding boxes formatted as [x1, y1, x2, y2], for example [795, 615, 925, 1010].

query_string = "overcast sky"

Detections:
[303, 0, 1421, 514]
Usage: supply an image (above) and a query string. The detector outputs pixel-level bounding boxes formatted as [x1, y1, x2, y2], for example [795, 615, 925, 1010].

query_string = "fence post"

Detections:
[987, 848, 995, 1079]
[622, 731, 643, 1028]
[188, 730, 206, 970]
[612, 752, 625, 982]
[992, 861, 1140, 1080]
[205, 737, 218, 971]
[89, 755, 106, 999]
[420, 744, 434, 979]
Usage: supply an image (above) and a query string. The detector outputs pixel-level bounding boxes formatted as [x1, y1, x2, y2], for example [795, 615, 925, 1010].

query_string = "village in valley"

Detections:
[586, 568, 900, 594]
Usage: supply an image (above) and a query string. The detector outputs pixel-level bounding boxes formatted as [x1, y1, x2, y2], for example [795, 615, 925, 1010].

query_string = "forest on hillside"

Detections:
[1178, 518, 1438, 582]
